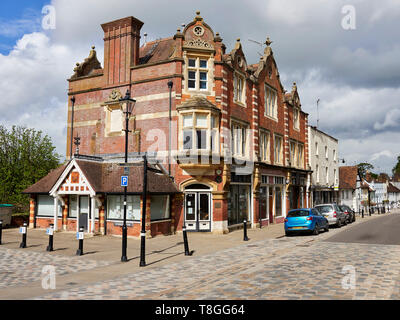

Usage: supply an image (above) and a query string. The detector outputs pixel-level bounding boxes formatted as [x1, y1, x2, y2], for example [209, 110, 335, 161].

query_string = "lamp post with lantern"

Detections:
[119, 89, 136, 262]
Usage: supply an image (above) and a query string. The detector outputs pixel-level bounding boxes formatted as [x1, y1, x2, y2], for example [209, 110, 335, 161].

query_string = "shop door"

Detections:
[184, 192, 211, 232]
[79, 196, 89, 232]
[269, 187, 274, 222]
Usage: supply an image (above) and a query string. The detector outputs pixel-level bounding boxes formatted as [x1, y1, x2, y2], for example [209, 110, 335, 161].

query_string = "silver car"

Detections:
[314, 203, 347, 227]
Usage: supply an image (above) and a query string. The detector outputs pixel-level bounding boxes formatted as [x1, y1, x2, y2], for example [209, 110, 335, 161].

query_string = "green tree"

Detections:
[393, 155, 400, 175]
[0, 125, 60, 211]
[357, 162, 374, 179]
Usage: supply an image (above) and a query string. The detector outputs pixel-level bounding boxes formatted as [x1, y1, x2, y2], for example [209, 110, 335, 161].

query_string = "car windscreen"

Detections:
[315, 205, 333, 213]
[287, 210, 310, 217]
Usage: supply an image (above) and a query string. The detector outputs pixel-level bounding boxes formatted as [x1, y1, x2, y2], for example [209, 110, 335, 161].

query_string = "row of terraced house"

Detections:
[25, 12, 352, 237]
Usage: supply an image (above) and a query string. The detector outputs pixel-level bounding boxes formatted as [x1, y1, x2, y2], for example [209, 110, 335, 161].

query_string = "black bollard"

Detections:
[378, 207, 380, 214]
[0, 220, 3, 245]
[46, 224, 54, 252]
[19, 222, 27, 248]
[243, 220, 249, 241]
[76, 227, 84, 256]
[362, 208, 364, 218]
[182, 226, 192, 256]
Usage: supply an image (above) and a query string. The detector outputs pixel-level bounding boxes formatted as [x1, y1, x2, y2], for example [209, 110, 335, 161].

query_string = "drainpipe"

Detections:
[70, 96, 76, 159]
[167, 80, 173, 178]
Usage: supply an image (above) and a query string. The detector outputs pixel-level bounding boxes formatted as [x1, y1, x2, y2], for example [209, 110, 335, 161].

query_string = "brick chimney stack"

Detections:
[101, 16, 144, 85]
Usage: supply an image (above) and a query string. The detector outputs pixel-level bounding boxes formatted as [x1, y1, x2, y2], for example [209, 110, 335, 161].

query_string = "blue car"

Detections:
[284, 208, 329, 236]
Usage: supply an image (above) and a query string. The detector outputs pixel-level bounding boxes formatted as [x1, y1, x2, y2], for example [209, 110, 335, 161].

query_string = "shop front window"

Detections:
[260, 186, 268, 219]
[107, 195, 141, 220]
[228, 184, 250, 225]
[275, 186, 282, 217]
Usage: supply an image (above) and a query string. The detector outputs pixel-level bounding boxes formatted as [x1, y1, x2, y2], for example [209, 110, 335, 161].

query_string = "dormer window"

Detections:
[187, 57, 208, 90]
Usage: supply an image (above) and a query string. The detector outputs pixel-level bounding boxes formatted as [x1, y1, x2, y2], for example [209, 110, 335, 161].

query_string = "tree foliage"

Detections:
[0, 125, 60, 210]
[357, 162, 374, 179]
[393, 155, 400, 175]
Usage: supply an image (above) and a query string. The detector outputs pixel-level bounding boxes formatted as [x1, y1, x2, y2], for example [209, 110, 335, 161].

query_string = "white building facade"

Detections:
[308, 126, 339, 205]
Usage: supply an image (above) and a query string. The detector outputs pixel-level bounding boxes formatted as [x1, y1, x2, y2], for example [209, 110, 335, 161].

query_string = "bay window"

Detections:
[181, 112, 219, 152]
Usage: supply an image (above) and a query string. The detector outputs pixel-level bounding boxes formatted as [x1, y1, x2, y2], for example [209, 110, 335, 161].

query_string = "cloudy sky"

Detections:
[0, 0, 399, 174]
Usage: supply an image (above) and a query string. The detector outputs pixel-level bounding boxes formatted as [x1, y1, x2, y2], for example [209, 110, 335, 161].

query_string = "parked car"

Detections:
[314, 203, 347, 228]
[339, 204, 356, 223]
[284, 208, 329, 236]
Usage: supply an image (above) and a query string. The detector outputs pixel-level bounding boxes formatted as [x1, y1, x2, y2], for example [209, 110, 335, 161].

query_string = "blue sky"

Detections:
[0, 0, 48, 54]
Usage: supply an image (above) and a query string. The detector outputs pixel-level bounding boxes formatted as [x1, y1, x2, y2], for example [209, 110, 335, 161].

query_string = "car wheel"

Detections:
[325, 224, 329, 232]
[343, 218, 347, 226]
[313, 225, 319, 235]
[337, 220, 342, 228]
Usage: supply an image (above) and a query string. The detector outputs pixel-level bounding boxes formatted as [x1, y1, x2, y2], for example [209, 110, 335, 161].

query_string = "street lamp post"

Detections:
[140, 153, 148, 267]
[119, 89, 136, 262]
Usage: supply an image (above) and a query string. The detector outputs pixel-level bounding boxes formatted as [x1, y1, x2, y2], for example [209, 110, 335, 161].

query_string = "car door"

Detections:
[312, 209, 323, 227]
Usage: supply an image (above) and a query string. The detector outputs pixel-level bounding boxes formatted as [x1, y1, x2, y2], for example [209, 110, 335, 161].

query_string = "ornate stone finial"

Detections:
[177, 28, 181, 33]
[216, 32, 220, 37]
[91, 45, 95, 50]
[195, 10, 203, 21]
[292, 82, 297, 91]
[237, 38, 241, 42]
[265, 37, 273, 47]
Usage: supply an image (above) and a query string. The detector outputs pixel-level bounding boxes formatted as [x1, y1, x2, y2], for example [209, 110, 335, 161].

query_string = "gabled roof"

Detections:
[23, 165, 67, 194]
[23, 159, 180, 195]
[139, 37, 176, 64]
[388, 183, 400, 193]
[339, 166, 358, 189]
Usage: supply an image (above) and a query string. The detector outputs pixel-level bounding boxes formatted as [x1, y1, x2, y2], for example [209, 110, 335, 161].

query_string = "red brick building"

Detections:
[25, 12, 311, 236]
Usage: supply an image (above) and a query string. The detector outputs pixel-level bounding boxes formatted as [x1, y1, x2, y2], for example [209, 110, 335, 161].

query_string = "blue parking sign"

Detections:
[121, 176, 128, 187]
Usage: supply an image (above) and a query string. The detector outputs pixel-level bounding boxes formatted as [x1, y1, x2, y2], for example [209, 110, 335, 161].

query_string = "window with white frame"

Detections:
[274, 134, 283, 165]
[333, 149, 336, 161]
[265, 85, 278, 119]
[297, 144, 304, 168]
[231, 121, 249, 157]
[315, 142, 319, 156]
[181, 112, 218, 151]
[326, 167, 329, 184]
[293, 108, 300, 130]
[259, 130, 270, 162]
[290, 141, 296, 166]
[107, 195, 141, 220]
[325, 146, 328, 159]
[316, 164, 319, 183]
[187, 57, 208, 91]
[234, 73, 245, 104]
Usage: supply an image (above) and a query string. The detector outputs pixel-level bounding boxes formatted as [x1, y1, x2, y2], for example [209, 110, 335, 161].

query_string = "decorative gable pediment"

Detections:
[70, 46, 102, 79]
[50, 160, 95, 197]
[183, 11, 215, 52]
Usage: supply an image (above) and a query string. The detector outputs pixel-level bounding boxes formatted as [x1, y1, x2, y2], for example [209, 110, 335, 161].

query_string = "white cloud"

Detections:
[0, 32, 89, 158]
